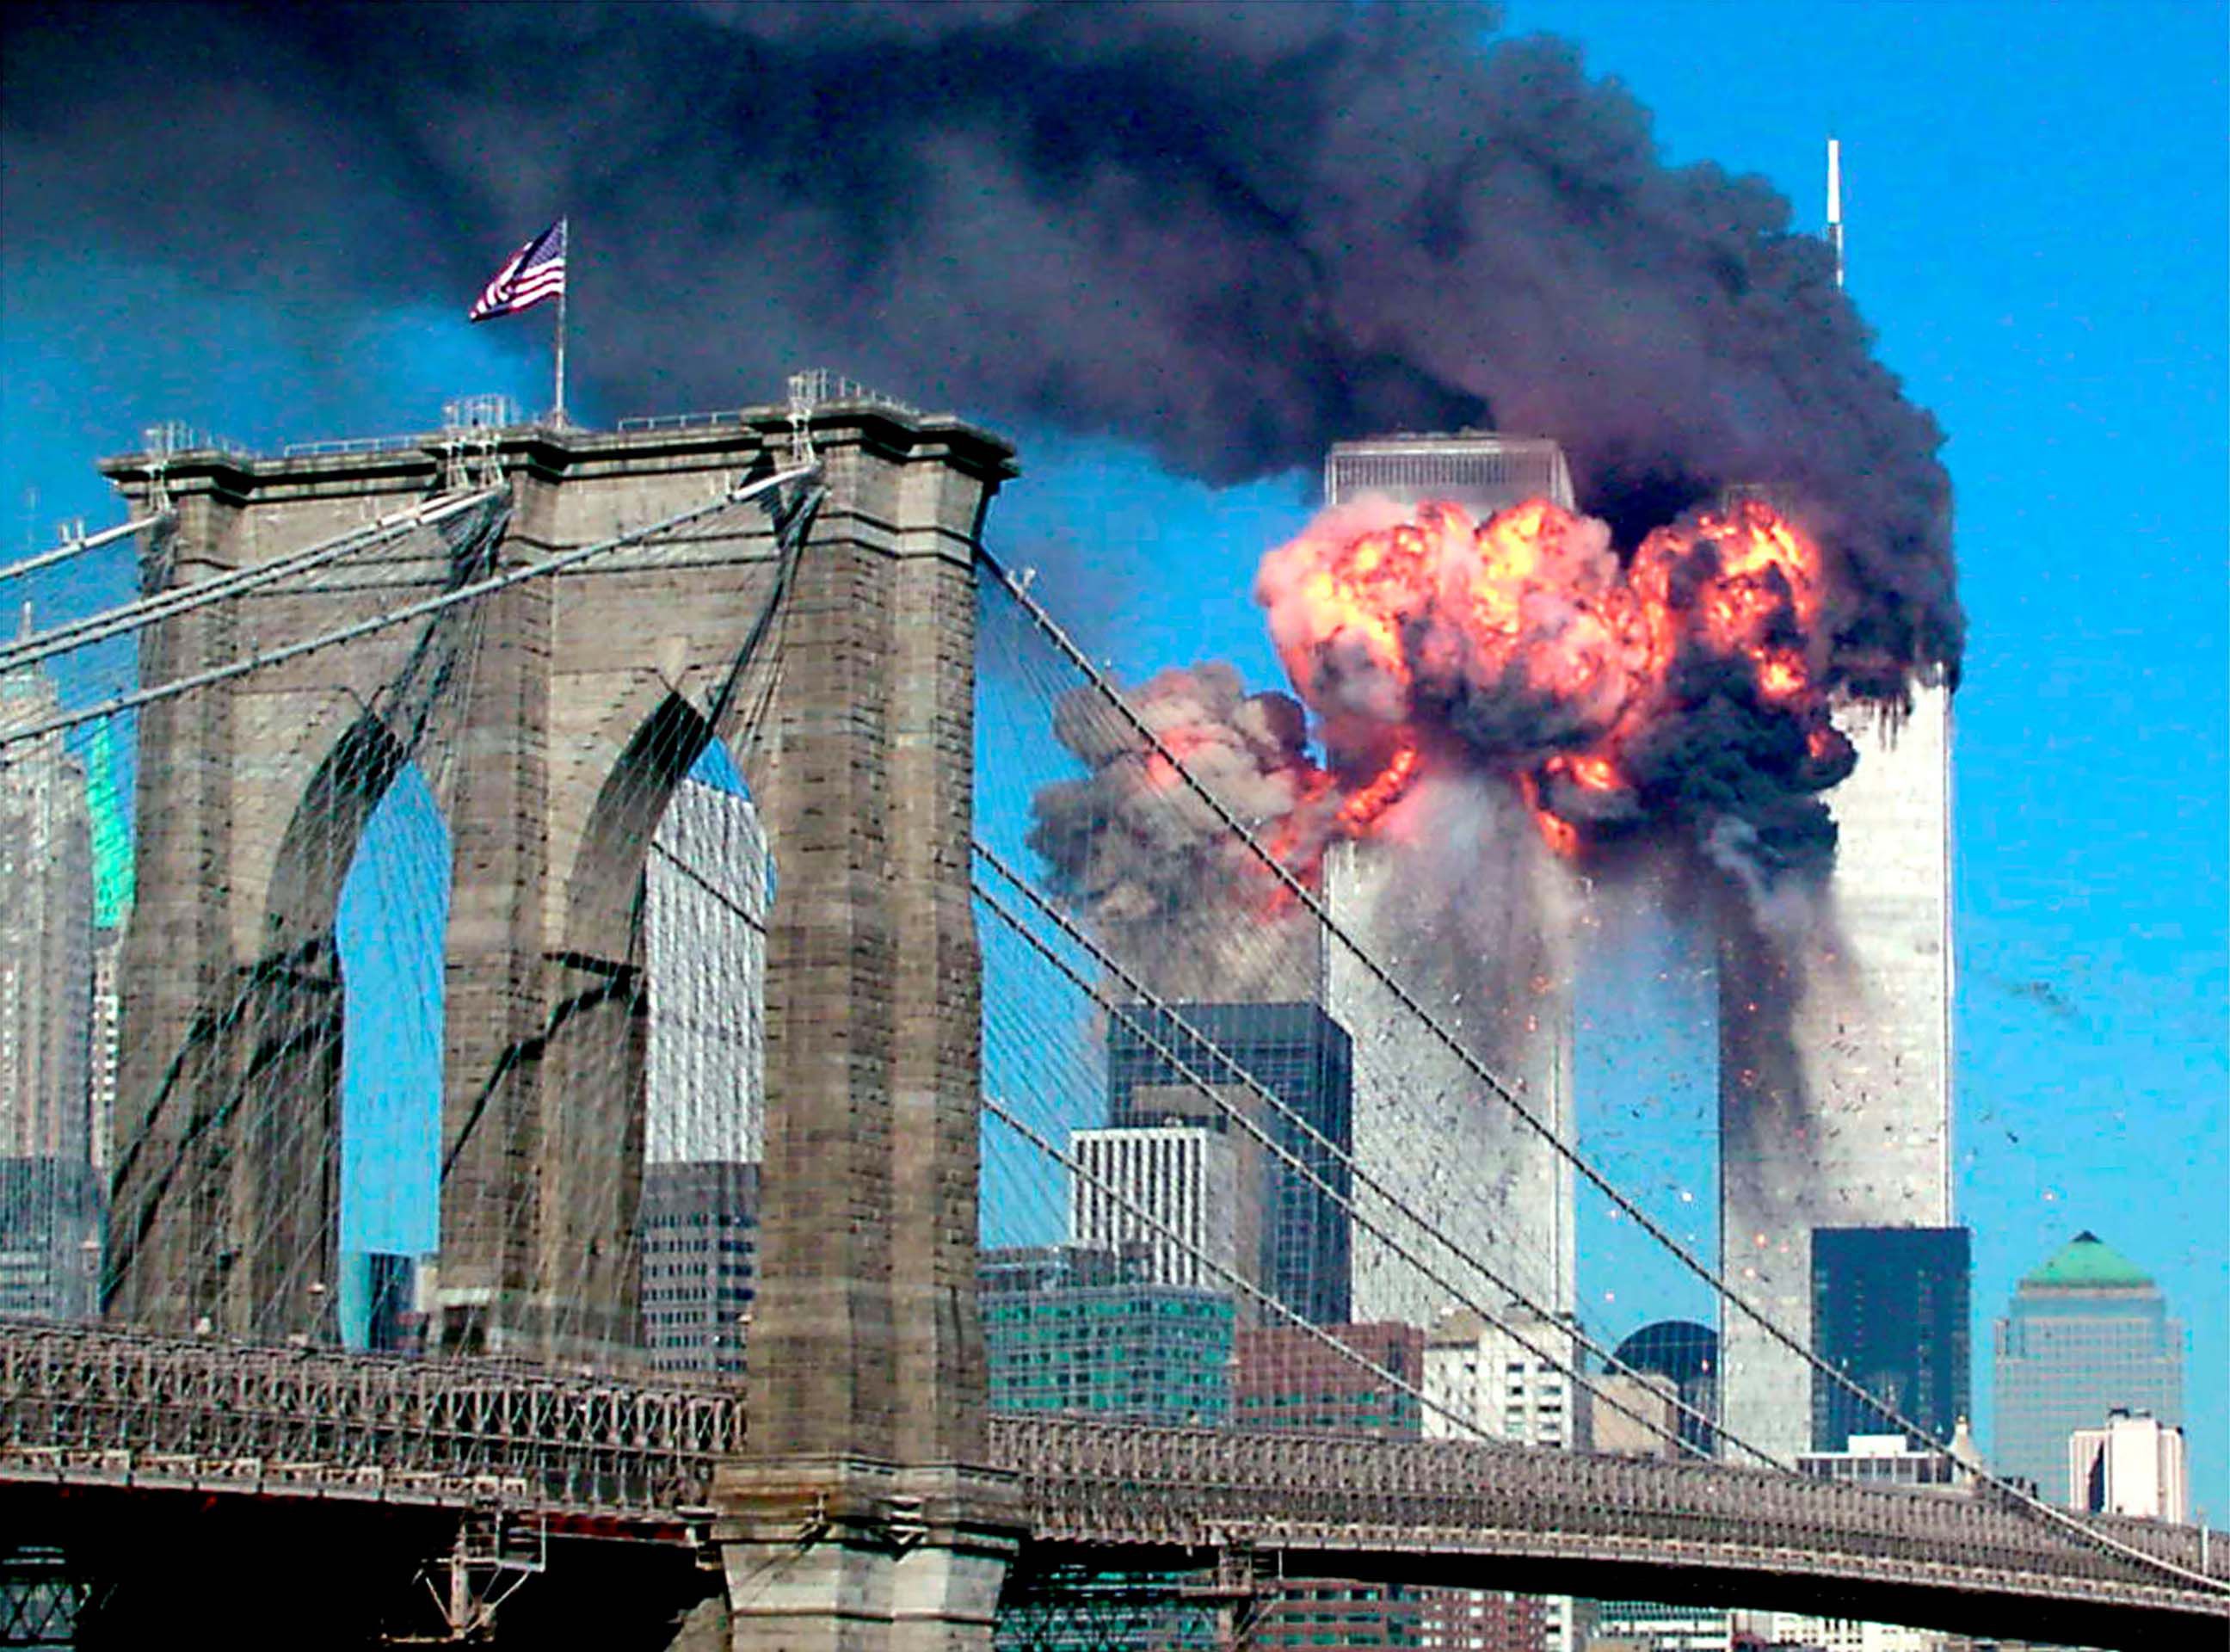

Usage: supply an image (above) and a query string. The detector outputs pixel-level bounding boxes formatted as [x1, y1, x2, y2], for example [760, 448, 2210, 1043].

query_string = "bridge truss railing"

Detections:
[3, 1322, 2226, 1626]
[0, 1322, 743, 1517]
[991, 1414, 2229, 1607]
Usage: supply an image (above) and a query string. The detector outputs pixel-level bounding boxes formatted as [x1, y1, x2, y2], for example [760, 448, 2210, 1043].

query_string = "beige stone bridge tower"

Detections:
[100, 396, 1021, 1649]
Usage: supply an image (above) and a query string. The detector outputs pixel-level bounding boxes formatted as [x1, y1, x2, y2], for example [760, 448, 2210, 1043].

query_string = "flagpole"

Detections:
[552, 218, 569, 426]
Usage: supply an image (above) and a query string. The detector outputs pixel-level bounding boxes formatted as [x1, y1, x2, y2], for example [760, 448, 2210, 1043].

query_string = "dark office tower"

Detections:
[1611, 1320, 1719, 1457]
[1106, 1002, 1352, 1325]
[638, 1161, 760, 1378]
[1810, 1226, 1971, 1451]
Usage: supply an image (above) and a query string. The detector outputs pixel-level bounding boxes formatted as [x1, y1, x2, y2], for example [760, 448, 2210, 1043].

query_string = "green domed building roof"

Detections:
[2021, 1231, 2154, 1290]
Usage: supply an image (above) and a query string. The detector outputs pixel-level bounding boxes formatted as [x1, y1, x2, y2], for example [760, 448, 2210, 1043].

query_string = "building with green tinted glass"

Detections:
[1993, 1231, 2184, 1503]
[983, 1245, 1230, 1652]
[980, 1243, 1232, 1424]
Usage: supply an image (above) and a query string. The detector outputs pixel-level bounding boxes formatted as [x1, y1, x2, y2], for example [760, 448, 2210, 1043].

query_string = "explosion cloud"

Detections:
[1258, 493, 1859, 885]
[1026, 663, 1325, 1001]
[4, 0, 1957, 681]
[9, 0, 1959, 1009]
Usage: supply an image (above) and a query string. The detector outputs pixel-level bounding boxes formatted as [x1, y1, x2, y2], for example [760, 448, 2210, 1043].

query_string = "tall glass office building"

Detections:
[1811, 1225, 1971, 1451]
[1993, 1231, 2184, 1502]
[1106, 1002, 1353, 1325]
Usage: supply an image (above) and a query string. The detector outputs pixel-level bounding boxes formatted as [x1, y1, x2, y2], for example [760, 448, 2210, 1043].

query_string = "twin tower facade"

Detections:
[1318, 434, 1953, 1459]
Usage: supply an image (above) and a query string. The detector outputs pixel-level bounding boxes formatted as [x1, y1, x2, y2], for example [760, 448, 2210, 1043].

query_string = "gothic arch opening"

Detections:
[539, 693, 771, 1366]
[639, 739, 767, 1378]
[204, 710, 430, 1342]
[334, 760, 450, 1351]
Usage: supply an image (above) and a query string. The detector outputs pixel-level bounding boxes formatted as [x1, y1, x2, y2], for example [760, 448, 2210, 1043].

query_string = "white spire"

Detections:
[1827, 136, 1845, 288]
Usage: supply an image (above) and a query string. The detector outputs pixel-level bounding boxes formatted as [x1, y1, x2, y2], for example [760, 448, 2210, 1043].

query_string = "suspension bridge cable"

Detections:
[975, 543, 2230, 1592]
[972, 855, 1715, 1461]
[979, 638, 1580, 1361]
[0, 489, 503, 674]
[0, 513, 169, 584]
[980, 1090, 1496, 1446]
[2, 466, 817, 759]
[973, 866, 1722, 1467]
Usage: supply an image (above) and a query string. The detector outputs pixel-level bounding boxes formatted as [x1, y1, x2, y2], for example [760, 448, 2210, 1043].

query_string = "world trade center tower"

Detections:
[1716, 687, 1955, 1460]
[1318, 434, 1580, 1330]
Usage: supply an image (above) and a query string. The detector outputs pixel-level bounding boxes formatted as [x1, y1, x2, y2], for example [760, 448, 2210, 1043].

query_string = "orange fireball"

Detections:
[1259, 492, 1839, 859]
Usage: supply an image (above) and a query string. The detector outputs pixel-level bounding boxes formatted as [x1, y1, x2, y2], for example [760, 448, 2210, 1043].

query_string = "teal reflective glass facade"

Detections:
[1810, 1225, 1970, 1451]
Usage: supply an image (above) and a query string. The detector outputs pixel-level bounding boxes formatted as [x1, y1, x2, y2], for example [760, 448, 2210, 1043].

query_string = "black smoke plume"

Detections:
[2, 0, 1957, 681]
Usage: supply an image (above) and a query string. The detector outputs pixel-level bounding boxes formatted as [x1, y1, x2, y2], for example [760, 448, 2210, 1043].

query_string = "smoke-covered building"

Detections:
[1717, 685, 1956, 1463]
[1321, 435, 1580, 1330]
[1106, 1002, 1352, 1324]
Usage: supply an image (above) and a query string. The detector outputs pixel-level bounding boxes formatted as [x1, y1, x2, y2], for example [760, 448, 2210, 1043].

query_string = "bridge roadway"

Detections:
[2, 1323, 2223, 1646]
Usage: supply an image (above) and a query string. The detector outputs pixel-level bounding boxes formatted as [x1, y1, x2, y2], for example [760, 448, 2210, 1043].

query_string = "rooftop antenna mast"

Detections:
[1827, 136, 1845, 288]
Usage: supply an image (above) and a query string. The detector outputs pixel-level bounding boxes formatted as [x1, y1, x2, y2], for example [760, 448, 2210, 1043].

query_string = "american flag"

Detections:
[468, 219, 566, 321]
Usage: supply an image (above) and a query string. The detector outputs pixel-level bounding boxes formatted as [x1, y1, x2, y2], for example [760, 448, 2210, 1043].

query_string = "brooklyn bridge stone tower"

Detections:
[100, 394, 1022, 1649]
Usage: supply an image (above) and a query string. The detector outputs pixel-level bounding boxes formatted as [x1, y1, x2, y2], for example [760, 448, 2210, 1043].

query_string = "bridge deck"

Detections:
[3, 1322, 2224, 1637]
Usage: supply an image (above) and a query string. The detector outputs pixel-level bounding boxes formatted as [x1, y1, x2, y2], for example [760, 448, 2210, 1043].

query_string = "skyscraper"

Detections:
[0, 616, 95, 1168]
[0, 619, 102, 1324]
[639, 1160, 759, 1377]
[1718, 686, 1955, 1462]
[639, 777, 767, 1372]
[1810, 1225, 1971, 1452]
[1993, 1231, 2184, 1501]
[1069, 1123, 1245, 1292]
[1106, 1001, 1352, 1324]
[1321, 435, 1580, 1329]
[644, 777, 767, 1164]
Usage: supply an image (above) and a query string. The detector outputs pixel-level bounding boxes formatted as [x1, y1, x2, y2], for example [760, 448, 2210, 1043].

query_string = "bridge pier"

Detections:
[714, 1463, 1023, 1652]
[720, 415, 1025, 1651]
[97, 398, 1026, 1644]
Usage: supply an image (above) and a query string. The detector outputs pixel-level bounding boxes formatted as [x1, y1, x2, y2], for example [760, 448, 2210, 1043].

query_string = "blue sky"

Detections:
[3, 1, 2221, 1515]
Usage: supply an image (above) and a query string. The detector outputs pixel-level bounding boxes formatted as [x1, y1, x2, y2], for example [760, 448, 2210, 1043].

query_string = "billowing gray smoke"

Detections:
[3, 0, 1956, 681]
[1026, 663, 1323, 1001]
